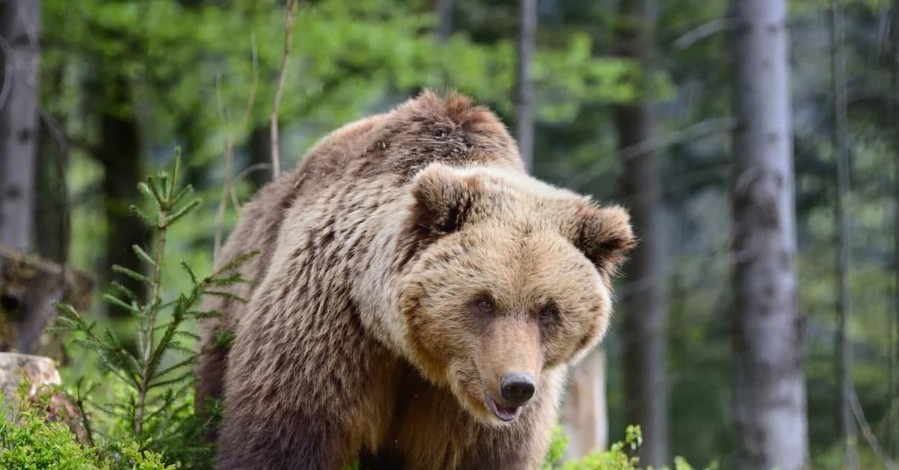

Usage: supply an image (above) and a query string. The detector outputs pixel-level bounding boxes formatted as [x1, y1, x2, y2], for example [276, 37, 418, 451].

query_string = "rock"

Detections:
[0, 352, 89, 443]
[0, 352, 61, 400]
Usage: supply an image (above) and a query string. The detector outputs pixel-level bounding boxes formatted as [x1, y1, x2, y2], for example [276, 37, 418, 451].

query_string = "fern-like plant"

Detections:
[53, 151, 256, 468]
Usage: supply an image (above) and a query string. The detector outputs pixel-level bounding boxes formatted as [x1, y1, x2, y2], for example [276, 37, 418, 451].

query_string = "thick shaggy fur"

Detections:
[197, 91, 634, 470]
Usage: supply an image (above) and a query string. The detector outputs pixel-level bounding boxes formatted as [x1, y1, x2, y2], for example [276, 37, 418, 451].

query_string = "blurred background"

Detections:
[0, 0, 897, 468]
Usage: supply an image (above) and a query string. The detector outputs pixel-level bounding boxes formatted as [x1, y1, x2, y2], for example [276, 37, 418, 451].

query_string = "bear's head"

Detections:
[397, 163, 635, 427]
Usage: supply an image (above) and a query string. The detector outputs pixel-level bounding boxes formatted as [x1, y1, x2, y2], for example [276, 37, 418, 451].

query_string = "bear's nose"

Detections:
[500, 372, 536, 406]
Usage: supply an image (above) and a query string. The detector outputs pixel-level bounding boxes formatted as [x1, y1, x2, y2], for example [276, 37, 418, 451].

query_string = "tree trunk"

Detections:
[728, 1, 809, 469]
[435, 0, 453, 42]
[891, 0, 899, 459]
[249, 125, 274, 190]
[0, 246, 92, 356]
[0, 0, 41, 254]
[95, 73, 146, 310]
[613, 0, 667, 466]
[830, 1, 857, 467]
[34, 114, 70, 264]
[515, 0, 536, 173]
[560, 348, 608, 458]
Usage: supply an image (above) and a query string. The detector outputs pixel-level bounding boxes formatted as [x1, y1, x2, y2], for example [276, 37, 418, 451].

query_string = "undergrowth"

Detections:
[42, 152, 251, 469]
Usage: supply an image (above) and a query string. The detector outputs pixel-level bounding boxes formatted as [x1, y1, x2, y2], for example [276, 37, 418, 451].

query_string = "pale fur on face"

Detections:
[396, 163, 633, 426]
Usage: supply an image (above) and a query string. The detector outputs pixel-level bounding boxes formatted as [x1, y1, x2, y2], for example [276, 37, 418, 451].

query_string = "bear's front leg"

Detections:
[216, 292, 398, 470]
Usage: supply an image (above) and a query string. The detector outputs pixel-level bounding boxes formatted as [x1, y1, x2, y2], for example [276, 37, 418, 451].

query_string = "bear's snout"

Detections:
[500, 372, 535, 406]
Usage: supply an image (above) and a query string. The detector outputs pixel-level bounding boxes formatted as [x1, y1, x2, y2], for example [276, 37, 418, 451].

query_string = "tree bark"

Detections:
[0, 245, 92, 356]
[35, 115, 70, 264]
[435, 0, 453, 42]
[95, 73, 146, 310]
[728, 1, 809, 469]
[830, 1, 857, 467]
[0, 0, 41, 254]
[249, 125, 273, 190]
[515, 0, 536, 173]
[613, 0, 667, 466]
[890, 0, 899, 459]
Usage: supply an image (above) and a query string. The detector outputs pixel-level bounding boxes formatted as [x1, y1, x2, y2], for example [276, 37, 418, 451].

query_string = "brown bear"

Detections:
[197, 91, 634, 470]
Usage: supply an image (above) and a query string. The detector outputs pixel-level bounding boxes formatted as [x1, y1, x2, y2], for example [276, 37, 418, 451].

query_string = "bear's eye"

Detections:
[539, 303, 558, 324]
[472, 295, 495, 315]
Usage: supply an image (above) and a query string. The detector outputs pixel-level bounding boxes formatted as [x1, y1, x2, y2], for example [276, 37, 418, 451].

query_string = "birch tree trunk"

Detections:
[0, 0, 41, 253]
[515, 0, 536, 173]
[614, 0, 667, 466]
[830, 1, 857, 467]
[728, 1, 809, 469]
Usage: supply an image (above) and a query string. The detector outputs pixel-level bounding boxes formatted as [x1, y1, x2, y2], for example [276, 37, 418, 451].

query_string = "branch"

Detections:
[236, 163, 271, 184]
[569, 116, 736, 190]
[214, 34, 259, 258]
[673, 18, 735, 51]
[851, 390, 899, 470]
[270, 0, 301, 180]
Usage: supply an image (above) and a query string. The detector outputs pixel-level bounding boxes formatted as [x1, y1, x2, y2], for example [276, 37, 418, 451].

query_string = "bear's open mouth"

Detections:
[485, 395, 522, 422]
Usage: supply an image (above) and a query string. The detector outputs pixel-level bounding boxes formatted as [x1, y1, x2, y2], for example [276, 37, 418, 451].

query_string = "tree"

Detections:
[515, 0, 536, 172]
[891, 0, 899, 458]
[92, 70, 146, 311]
[614, 0, 668, 466]
[728, 1, 809, 469]
[829, 1, 857, 467]
[435, 0, 453, 42]
[0, 0, 41, 253]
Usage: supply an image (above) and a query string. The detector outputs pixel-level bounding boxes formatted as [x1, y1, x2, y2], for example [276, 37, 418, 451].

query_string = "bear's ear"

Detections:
[571, 203, 636, 274]
[409, 164, 480, 238]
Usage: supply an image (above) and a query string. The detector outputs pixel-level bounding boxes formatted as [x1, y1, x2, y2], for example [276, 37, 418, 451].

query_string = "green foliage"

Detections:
[42, 0, 645, 172]
[0, 397, 105, 470]
[544, 426, 715, 470]
[543, 425, 571, 469]
[0, 388, 172, 470]
[50, 152, 255, 469]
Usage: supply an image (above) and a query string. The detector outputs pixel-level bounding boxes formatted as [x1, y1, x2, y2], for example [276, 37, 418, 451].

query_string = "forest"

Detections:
[0, 0, 897, 469]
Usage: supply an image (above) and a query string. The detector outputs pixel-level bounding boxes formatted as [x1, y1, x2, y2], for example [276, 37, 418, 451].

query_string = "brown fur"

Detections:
[197, 91, 634, 470]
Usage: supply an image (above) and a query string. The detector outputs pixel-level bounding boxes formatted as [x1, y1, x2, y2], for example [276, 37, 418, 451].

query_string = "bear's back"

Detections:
[296, 91, 523, 193]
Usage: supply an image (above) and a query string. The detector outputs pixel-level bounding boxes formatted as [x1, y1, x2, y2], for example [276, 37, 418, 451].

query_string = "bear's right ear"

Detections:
[409, 164, 480, 238]
[571, 203, 636, 274]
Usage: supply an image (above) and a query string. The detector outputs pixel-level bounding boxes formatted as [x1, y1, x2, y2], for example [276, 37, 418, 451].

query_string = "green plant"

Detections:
[543, 425, 571, 469]
[0, 387, 173, 470]
[544, 425, 716, 470]
[51, 151, 256, 468]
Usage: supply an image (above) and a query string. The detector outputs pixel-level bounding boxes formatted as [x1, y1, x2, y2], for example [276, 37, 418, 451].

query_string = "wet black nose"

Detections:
[500, 372, 536, 406]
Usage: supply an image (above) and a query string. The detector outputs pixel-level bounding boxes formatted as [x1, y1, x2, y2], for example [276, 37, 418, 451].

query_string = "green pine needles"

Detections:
[51, 150, 256, 468]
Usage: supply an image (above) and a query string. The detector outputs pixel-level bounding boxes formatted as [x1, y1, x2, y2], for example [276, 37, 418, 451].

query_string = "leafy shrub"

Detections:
[0, 387, 172, 470]
[545, 425, 715, 470]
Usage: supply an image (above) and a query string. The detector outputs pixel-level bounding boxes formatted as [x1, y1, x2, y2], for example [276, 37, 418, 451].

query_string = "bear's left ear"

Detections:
[571, 203, 636, 274]
[408, 164, 481, 238]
